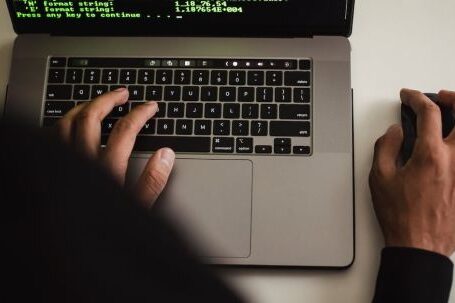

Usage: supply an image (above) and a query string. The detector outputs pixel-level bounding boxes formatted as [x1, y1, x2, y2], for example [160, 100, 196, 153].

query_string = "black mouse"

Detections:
[401, 93, 455, 164]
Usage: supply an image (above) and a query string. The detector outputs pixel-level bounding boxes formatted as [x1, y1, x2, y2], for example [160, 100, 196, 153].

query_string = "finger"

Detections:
[438, 90, 455, 142]
[103, 102, 159, 184]
[135, 148, 175, 208]
[372, 124, 404, 178]
[400, 88, 443, 145]
[438, 90, 455, 111]
[55, 102, 88, 144]
[73, 88, 129, 158]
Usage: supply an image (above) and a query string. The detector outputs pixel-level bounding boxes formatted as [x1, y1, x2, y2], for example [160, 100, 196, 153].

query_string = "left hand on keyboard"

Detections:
[54, 87, 175, 208]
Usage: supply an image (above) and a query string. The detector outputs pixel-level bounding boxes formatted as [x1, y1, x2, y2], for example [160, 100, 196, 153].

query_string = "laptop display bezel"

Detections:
[6, 0, 355, 37]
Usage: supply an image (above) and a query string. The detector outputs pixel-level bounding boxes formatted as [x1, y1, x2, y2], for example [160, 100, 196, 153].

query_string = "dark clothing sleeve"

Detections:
[373, 247, 453, 303]
[1, 126, 244, 303]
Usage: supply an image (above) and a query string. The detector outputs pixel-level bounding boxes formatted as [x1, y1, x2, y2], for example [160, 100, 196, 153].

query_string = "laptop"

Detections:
[4, 0, 355, 268]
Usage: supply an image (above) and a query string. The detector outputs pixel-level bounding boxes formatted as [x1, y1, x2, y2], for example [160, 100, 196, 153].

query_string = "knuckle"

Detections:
[420, 102, 440, 115]
[113, 117, 137, 134]
[76, 109, 96, 124]
[143, 168, 168, 194]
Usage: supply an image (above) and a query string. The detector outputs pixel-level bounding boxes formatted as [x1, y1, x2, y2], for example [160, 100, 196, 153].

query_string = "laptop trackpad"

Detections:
[128, 158, 253, 258]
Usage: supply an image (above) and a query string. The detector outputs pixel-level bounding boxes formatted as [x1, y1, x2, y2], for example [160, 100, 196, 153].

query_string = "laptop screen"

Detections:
[7, 0, 354, 37]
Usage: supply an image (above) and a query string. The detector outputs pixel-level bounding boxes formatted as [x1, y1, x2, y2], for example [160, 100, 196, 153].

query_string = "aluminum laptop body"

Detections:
[4, 0, 355, 268]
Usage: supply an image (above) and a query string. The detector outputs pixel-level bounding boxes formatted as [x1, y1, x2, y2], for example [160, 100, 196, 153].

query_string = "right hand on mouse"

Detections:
[369, 88, 455, 256]
[54, 88, 175, 208]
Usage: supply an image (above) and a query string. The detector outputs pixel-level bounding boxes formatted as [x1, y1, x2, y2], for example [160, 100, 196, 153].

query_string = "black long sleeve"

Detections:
[373, 247, 453, 303]
[1, 126, 244, 303]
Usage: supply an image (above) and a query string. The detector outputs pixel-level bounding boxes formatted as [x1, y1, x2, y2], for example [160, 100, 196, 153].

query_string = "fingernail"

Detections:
[145, 101, 158, 108]
[160, 148, 175, 168]
[114, 87, 127, 92]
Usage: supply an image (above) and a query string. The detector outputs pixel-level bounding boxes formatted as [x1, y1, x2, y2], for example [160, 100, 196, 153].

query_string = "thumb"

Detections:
[372, 124, 404, 178]
[135, 148, 175, 208]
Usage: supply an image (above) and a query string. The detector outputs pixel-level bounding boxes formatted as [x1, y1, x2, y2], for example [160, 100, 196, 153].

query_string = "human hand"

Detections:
[369, 88, 455, 256]
[55, 88, 175, 208]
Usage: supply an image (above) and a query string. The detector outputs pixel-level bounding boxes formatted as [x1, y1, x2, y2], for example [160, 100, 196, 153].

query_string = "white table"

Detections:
[1, 0, 454, 302]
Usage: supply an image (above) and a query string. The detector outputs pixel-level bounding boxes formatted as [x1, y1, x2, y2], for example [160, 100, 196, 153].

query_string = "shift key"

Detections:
[270, 121, 310, 137]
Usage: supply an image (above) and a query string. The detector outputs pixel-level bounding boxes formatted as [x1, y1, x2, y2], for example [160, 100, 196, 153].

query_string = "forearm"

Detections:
[373, 247, 453, 303]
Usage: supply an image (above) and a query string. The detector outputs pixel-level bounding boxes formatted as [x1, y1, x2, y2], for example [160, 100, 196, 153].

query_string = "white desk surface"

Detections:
[1, 0, 455, 302]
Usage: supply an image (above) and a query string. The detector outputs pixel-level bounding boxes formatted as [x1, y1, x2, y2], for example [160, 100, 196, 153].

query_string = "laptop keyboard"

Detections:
[43, 57, 312, 156]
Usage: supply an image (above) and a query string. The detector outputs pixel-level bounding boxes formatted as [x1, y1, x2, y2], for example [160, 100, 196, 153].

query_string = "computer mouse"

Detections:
[400, 93, 455, 164]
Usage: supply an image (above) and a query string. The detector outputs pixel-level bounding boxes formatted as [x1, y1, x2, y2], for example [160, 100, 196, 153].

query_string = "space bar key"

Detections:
[133, 136, 211, 153]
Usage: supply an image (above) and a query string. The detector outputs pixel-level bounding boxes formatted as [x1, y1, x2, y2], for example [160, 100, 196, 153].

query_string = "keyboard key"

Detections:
[242, 104, 259, 119]
[175, 70, 191, 85]
[211, 70, 228, 85]
[157, 119, 175, 134]
[220, 87, 236, 102]
[284, 71, 311, 86]
[44, 101, 75, 116]
[274, 138, 291, 146]
[138, 70, 155, 84]
[229, 71, 246, 85]
[84, 69, 101, 84]
[223, 103, 240, 118]
[66, 69, 83, 83]
[46, 85, 72, 100]
[164, 86, 181, 101]
[266, 71, 283, 86]
[109, 104, 129, 117]
[120, 70, 137, 84]
[255, 145, 272, 154]
[293, 88, 310, 103]
[73, 85, 90, 100]
[201, 86, 218, 102]
[179, 60, 196, 68]
[50, 57, 66, 67]
[156, 102, 166, 117]
[213, 137, 234, 153]
[146, 86, 163, 101]
[193, 70, 209, 85]
[167, 103, 184, 118]
[238, 87, 255, 102]
[248, 71, 264, 86]
[275, 88, 292, 103]
[176, 120, 193, 135]
[182, 86, 199, 101]
[102, 69, 119, 84]
[294, 146, 311, 155]
[91, 85, 109, 98]
[195, 120, 212, 135]
[102, 118, 118, 134]
[205, 103, 222, 118]
[133, 136, 211, 153]
[261, 104, 277, 119]
[280, 104, 310, 120]
[128, 86, 145, 101]
[186, 103, 203, 118]
[275, 145, 291, 154]
[236, 138, 253, 153]
[156, 70, 173, 84]
[251, 121, 268, 136]
[270, 121, 310, 137]
[163, 59, 178, 67]
[48, 69, 65, 83]
[140, 120, 156, 134]
[256, 88, 273, 102]
[299, 60, 311, 70]
[213, 120, 231, 136]
[232, 120, 249, 136]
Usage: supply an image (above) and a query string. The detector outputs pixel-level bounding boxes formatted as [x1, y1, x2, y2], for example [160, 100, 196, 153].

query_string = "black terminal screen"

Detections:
[7, 0, 354, 37]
